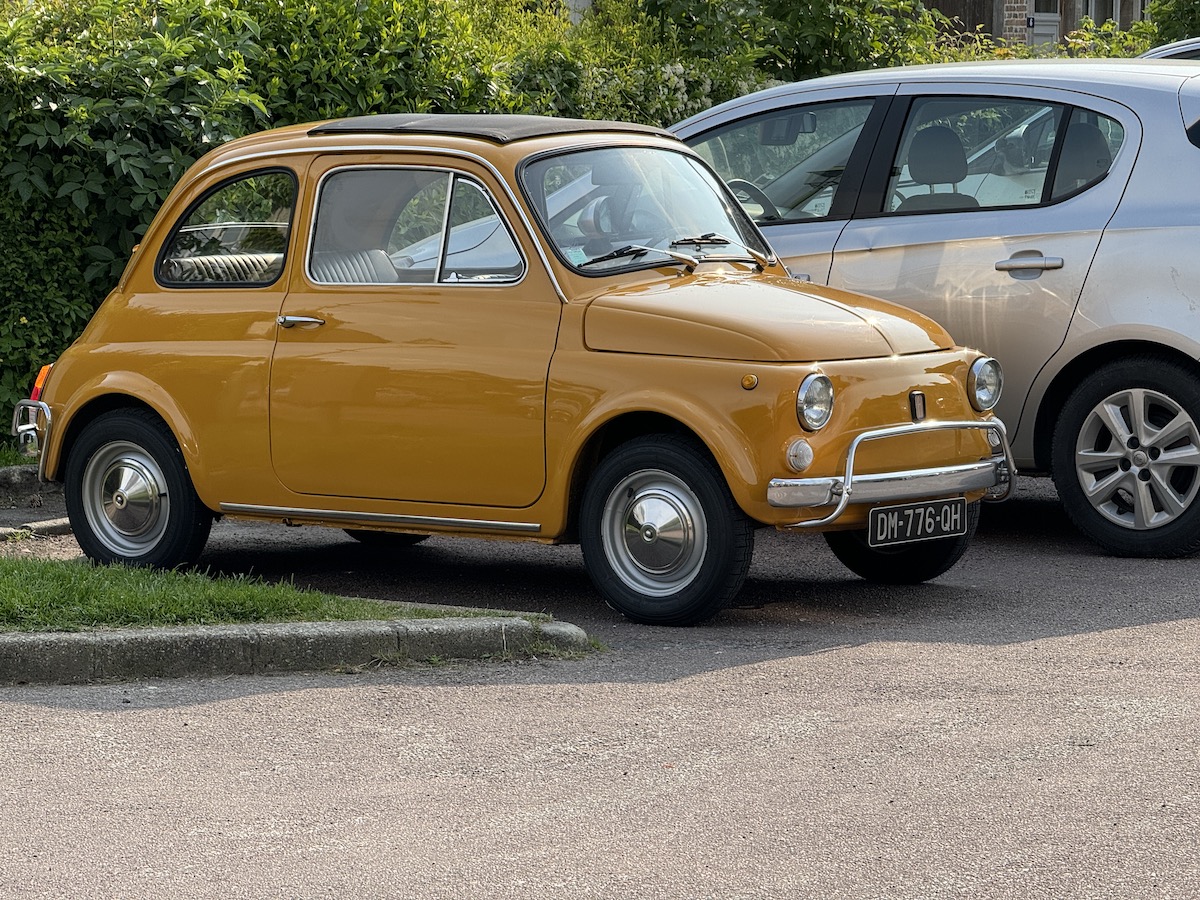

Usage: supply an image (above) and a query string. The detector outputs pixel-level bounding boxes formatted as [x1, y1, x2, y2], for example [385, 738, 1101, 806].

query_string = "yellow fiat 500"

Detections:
[13, 114, 1012, 625]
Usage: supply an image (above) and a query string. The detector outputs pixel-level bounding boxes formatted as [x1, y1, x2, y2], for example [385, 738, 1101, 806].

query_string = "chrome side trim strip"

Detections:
[11, 400, 52, 481]
[218, 502, 541, 534]
[772, 418, 1015, 528]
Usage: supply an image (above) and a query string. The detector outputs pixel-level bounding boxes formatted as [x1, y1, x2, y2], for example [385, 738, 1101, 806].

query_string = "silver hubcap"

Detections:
[81, 441, 170, 555]
[601, 469, 707, 597]
[1074, 388, 1200, 530]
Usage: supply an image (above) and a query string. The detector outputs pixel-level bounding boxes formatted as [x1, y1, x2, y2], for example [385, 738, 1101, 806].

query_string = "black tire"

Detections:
[579, 435, 754, 626]
[1051, 356, 1200, 557]
[344, 529, 429, 548]
[824, 501, 980, 583]
[64, 408, 212, 567]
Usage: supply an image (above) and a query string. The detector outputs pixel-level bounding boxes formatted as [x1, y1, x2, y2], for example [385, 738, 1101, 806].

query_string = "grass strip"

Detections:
[0, 558, 498, 633]
[0, 444, 27, 468]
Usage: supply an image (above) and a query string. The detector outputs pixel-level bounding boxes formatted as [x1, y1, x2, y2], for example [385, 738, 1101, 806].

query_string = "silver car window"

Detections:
[690, 99, 876, 223]
[887, 98, 1067, 213]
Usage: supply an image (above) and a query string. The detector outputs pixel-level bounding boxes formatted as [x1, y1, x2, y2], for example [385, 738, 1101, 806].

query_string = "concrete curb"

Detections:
[0, 617, 592, 685]
[0, 516, 72, 539]
[1, 465, 594, 685]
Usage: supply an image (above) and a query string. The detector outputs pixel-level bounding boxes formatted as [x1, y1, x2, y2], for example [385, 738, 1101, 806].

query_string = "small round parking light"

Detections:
[797, 374, 834, 431]
[786, 439, 815, 472]
[969, 357, 1003, 412]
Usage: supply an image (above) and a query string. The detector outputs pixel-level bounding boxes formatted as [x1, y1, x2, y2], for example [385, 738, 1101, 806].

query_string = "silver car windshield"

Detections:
[521, 145, 769, 273]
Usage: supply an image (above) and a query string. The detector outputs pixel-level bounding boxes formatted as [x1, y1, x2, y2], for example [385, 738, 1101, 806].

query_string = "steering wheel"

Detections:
[726, 179, 781, 221]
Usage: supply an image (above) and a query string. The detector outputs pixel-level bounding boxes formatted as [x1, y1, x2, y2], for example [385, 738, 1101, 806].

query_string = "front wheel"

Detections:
[65, 408, 212, 567]
[580, 435, 754, 626]
[1051, 356, 1200, 557]
[824, 501, 980, 583]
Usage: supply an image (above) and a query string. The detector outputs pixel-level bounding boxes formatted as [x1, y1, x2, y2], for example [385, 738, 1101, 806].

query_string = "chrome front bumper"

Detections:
[769, 419, 1014, 528]
[11, 400, 51, 479]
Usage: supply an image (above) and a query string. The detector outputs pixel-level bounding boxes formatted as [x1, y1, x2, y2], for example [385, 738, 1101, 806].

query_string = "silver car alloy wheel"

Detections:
[80, 440, 171, 556]
[600, 468, 708, 598]
[1074, 387, 1200, 530]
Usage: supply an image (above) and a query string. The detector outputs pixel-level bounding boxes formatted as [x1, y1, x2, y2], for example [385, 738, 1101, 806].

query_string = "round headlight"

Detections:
[797, 373, 834, 430]
[968, 357, 1003, 412]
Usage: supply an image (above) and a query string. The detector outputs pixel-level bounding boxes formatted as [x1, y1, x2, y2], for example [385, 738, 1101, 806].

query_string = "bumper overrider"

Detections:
[769, 419, 1014, 528]
[11, 400, 52, 480]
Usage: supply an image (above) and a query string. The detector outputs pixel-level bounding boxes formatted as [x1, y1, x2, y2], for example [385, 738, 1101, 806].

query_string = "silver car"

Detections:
[674, 59, 1200, 557]
[1139, 37, 1200, 60]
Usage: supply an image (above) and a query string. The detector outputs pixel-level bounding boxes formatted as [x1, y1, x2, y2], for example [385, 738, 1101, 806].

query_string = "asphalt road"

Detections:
[3, 477, 1199, 898]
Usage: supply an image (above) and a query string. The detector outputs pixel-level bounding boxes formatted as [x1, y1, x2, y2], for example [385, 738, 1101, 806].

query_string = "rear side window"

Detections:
[1049, 110, 1125, 200]
[887, 98, 1066, 213]
[884, 96, 1125, 214]
[158, 170, 296, 286]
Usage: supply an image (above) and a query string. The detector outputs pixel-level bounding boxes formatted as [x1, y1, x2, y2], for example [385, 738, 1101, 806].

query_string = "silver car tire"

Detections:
[580, 435, 754, 626]
[65, 409, 212, 567]
[1052, 357, 1200, 558]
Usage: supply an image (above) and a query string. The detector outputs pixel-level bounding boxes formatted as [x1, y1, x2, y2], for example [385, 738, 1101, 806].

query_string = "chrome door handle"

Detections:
[995, 256, 1064, 272]
[277, 315, 326, 328]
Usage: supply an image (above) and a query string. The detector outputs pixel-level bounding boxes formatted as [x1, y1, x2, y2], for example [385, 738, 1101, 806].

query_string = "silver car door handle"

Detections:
[995, 256, 1064, 272]
[277, 315, 326, 328]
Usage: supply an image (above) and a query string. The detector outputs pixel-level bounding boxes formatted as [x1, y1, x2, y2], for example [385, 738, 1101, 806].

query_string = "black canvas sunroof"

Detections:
[308, 113, 671, 144]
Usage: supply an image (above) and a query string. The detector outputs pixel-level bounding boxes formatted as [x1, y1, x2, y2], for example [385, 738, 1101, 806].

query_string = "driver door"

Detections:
[269, 157, 562, 507]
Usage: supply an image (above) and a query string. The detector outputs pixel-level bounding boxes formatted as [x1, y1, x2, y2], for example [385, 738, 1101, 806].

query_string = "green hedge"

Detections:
[0, 0, 1162, 413]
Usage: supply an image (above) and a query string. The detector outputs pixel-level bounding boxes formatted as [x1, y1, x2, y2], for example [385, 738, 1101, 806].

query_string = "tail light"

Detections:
[29, 364, 53, 402]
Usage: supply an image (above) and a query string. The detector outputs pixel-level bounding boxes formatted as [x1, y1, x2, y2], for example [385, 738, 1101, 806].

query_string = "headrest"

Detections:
[907, 125, 968, 186]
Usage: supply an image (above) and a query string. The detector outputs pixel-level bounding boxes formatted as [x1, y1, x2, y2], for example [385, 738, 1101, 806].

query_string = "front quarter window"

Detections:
[521, 145, 768, 274]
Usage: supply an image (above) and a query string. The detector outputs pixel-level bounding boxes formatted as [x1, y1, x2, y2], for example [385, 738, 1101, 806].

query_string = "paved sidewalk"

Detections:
[0, 466, 593, 685]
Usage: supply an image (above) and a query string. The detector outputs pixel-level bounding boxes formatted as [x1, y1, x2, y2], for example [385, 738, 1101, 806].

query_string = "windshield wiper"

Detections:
[579, 244, 698, 272]
[579, 244, 648, 267]
[670, 232, 772, 270]
[669, 232, 729, 247]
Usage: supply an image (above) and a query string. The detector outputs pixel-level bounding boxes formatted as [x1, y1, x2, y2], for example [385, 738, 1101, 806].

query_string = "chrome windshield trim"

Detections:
[219, 502, 541, 534]
[11, 400, 52, 481]
[771, 419, 1014, 528]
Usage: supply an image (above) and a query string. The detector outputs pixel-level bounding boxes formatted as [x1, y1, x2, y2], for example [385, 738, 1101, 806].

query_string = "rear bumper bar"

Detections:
[11, 400, 52, 481]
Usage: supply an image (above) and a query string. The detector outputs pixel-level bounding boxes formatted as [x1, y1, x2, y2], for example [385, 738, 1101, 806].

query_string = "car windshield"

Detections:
[521, 145, 769, 273]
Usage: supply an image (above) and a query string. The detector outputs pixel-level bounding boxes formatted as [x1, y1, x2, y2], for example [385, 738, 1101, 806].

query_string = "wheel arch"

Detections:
[562, 411, 729, 542]
[1032, 341, 1200, 474]
[48, 388, 196, 485]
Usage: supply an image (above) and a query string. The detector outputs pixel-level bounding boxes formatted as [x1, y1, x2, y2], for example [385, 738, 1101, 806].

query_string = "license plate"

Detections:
[868, 498, 967, 548]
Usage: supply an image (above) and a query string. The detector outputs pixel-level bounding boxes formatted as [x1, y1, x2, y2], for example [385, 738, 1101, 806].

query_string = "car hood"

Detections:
[582, 272, 954, 362]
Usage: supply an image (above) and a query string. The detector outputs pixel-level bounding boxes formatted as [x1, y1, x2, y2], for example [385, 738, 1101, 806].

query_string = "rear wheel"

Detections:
[1051, 356, 1200, 557]
[824, 501, 980, 583]
[580, 435, 753, 626]
[65, 409, 212, 567]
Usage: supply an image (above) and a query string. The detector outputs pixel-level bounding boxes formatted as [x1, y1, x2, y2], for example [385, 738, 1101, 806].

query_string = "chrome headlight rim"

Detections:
[968, 357, 1003, 412]
[797, 373, 835, 431]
